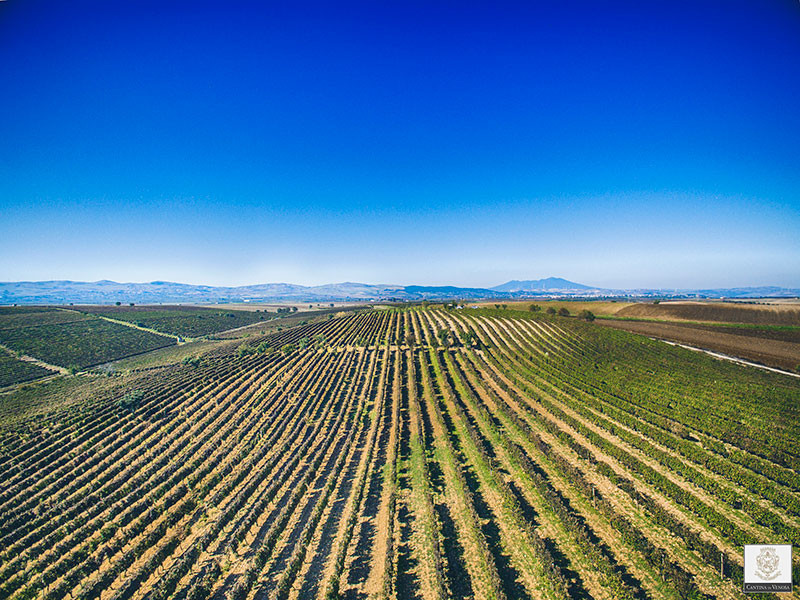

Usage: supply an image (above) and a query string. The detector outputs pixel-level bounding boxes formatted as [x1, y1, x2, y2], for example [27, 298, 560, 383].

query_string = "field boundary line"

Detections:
[655, 339, 800, 379]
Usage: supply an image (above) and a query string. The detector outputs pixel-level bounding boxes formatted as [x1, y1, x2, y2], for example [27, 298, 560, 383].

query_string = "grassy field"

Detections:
[0, 307, 797, 599]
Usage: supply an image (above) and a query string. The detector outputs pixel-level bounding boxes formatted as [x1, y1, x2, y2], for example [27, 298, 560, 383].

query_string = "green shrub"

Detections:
[119, 389, 144, 410]
[237, 343, 255, 357]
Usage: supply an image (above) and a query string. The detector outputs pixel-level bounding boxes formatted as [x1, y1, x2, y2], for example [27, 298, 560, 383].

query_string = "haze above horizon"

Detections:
[1, 1, 799, 289]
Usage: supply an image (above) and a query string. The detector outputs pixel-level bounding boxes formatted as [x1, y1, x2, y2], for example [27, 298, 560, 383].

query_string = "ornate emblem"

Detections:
[754, 546, 781, 581]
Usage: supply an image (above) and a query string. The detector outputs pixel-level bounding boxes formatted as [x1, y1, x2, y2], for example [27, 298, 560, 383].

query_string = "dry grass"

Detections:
[475, 300, 633, 316]
[616, 301, 800, 326]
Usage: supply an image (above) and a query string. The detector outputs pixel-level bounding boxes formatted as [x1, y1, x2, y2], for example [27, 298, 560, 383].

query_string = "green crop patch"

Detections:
[0, 309, 93, 330]
[0, 306, 57, 315]
[78, 305, 273, 337]
[0, 318, 175, 368]
[0, 348, 53, 387]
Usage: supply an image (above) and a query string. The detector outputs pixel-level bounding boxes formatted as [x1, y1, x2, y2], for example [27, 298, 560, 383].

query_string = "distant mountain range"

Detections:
[0, 278, 798, 305]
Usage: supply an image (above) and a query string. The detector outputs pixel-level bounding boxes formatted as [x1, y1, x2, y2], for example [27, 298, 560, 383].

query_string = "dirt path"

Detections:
[658, 339, 800, 379]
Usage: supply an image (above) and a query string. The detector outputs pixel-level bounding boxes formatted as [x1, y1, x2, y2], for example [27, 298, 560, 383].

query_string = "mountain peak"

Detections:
[491, 277, 593, 292]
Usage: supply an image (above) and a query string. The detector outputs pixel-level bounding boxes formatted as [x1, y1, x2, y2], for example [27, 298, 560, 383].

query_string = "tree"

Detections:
[546, 307, 557, 315]
[281, 343, 297, 355]
[558, 307, 570, 317]
[436, 328, 451, 347]
[405, 332, 416, 347]
[578, 309, 595, 322]
[129, 302, 135, 306]
[115, 301, 122, 306]
[257, 341, 273, 354]
[528, 304, 541, 312]
[501, 304, 508, 310]
[298, 337, 310, 350]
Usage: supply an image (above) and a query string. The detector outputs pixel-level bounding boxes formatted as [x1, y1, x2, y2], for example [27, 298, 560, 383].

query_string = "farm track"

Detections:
[1, 308, 798, 599]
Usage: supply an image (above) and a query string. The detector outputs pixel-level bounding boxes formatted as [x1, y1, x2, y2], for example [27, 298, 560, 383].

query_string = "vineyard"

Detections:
[0, 348, 53, 388]
[0, 308, 798, 600]
[75, 306, 275, 338]
[0, 316, 176, 370]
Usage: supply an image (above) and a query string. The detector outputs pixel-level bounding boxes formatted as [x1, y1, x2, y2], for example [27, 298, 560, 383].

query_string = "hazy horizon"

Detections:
[2, 274, 799, 293]
[2, 2, 799, 289]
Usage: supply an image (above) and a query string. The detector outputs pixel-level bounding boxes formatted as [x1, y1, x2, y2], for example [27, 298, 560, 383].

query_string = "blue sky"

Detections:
[1, 0, 799, 288]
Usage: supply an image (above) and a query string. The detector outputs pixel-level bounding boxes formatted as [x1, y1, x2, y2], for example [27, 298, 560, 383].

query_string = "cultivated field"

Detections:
[0, 308, 176, 371]
[476, 300, 634, 317]
[0, 308, 798, 600]
[0, 347, 54, 388]
[594, 302, 800, 372]
[615, 301, 800, 326]
[598, 319, 800, 372]
[74, 306, 275, 338]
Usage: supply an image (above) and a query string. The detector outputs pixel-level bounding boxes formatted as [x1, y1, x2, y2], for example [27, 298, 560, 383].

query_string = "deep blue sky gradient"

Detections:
[1, 0, 799, 288]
